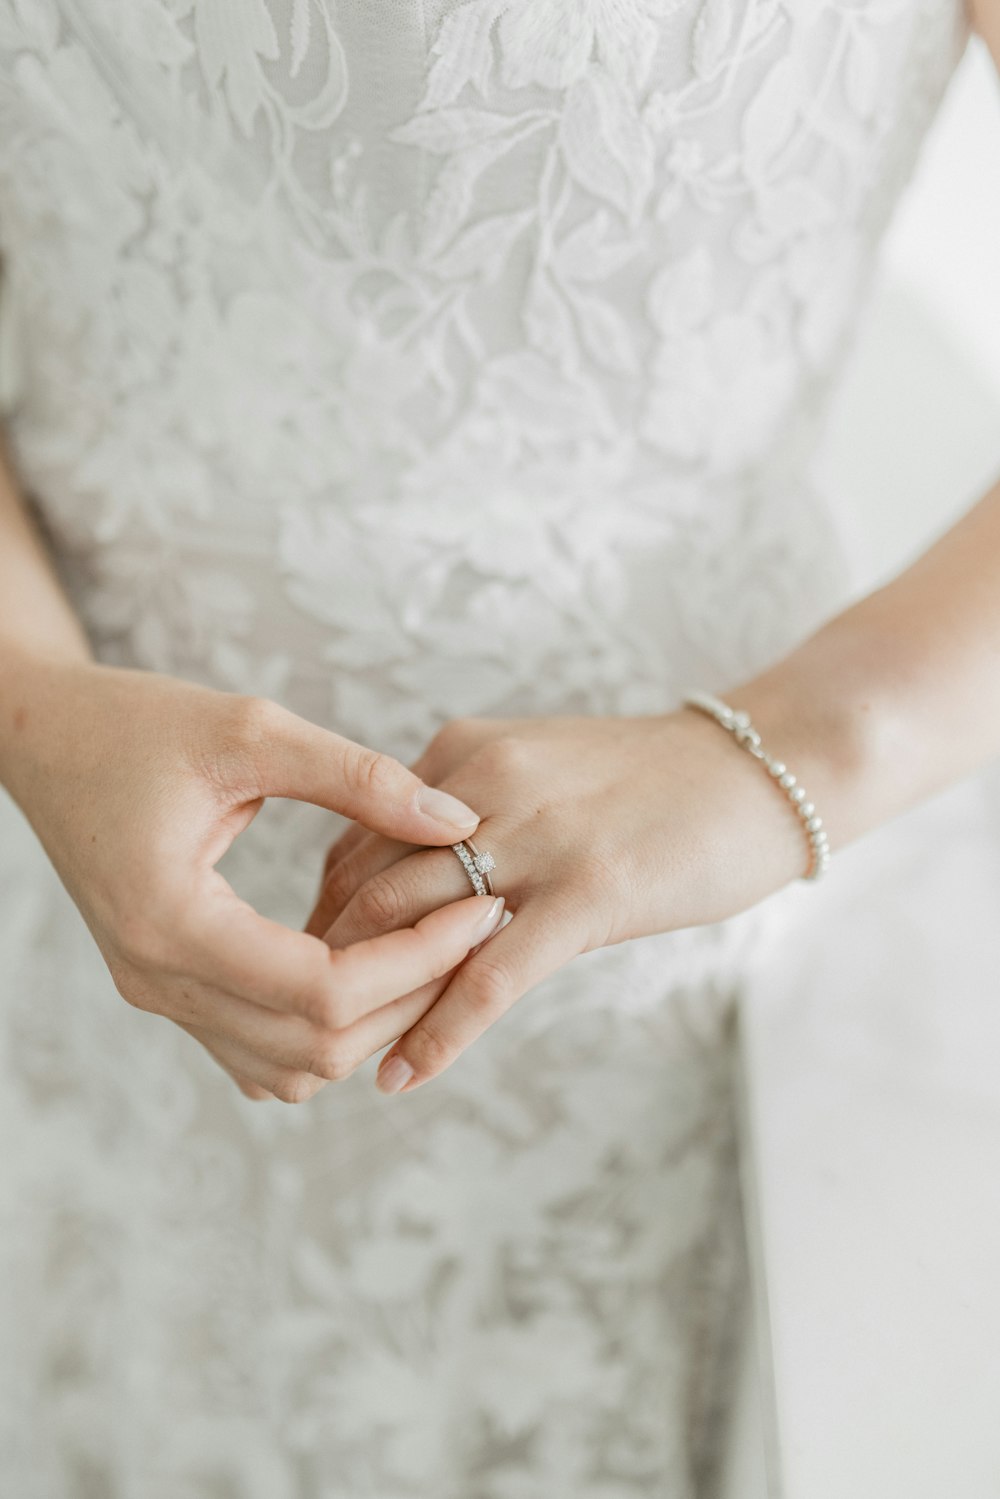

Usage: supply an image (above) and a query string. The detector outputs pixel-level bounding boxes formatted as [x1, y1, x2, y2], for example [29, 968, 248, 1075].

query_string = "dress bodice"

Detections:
[0, 0, 970, 758]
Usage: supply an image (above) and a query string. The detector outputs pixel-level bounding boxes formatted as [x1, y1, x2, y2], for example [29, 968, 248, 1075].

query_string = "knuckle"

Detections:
[284, 947, 346, 1027]
[319, 991, 352, 1035]
[294, 974, 347, 1032]
[346, 745, 402, 800]
[477, 733, 531, 780]
[466, 955, 511, 1015]
[321, 859, 359, 917]
[235, 1078, 273, 1102]
[231, 693, 283, 745]
[309, 991, 347, 1033]
[317, 958, 354, 1029]
[430, 716, 475, 758]
[307, 1036, 358, 1082]
[322, 827, 358, 881]
[198, 693, 284, 796]
[291, 973, 339, 1030]
[412, 1022, 454, 1075]
[292, 966, 356, 1034]
[353, 872, 405, 934]
[270, 1070, 324, 1106]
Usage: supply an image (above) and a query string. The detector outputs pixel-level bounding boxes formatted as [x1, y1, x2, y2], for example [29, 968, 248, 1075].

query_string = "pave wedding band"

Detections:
[452, 838, 497, 897]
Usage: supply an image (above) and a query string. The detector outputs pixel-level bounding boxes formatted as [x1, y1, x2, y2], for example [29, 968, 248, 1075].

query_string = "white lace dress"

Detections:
[0, 2, 972, 1495]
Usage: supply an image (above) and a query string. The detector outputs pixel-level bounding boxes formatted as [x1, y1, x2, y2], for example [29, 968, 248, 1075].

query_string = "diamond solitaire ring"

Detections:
[452, 838, 496, 897]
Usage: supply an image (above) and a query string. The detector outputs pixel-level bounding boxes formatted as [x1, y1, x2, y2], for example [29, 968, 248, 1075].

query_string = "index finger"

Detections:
[184, 871, 504, 1026]
[305, 831, 410, 939]
[184, 875, 356, 1014]
[374, 896, 580, 1093]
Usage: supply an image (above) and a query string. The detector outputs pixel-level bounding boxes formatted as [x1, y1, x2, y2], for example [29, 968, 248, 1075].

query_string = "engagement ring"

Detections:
[452, 838, 496, 897]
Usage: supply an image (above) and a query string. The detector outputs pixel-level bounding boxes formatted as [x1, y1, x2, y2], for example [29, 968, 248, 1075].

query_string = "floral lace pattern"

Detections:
[0, 1, 970, 1494]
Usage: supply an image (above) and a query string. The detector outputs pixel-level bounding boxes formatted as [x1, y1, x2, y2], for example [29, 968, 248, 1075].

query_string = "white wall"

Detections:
[815, 37, 1000, 590]
[721, 35, 1000, 1499]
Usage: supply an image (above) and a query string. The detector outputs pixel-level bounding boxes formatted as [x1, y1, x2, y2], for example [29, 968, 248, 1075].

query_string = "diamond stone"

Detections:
[473, 852, 496, 875]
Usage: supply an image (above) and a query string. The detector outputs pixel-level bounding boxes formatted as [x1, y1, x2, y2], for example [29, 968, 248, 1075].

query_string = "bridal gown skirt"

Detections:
[0, 787, 767, 1498]
[0, 0, 977, 1494]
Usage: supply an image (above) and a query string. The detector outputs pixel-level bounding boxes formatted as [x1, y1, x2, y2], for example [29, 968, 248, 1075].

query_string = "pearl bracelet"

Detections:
[681, 689, 831, 881]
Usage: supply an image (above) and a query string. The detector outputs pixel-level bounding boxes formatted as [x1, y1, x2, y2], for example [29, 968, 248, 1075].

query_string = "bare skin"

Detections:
[304, 459, 1000, 1094]
[0, 434, 495, 1103]
[303, 10, 1000, 1096]
[4, 9, 1000, 1102]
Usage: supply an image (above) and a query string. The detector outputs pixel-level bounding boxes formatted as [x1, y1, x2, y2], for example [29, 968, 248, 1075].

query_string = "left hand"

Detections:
[305, 708, 819, 1093]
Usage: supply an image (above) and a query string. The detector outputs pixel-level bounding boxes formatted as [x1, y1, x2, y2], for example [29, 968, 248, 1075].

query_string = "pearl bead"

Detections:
[684, 692, 833, 882]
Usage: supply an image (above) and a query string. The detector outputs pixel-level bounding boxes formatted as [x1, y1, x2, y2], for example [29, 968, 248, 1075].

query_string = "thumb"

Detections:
[244, 703, 480, 845]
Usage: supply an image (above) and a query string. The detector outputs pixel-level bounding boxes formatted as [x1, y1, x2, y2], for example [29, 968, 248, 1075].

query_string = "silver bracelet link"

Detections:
[681, 689, 831, 882]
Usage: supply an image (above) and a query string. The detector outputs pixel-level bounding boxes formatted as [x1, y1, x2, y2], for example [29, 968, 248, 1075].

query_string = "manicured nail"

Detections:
[376, 1053, 414, 1095]
[469, 896, 505, 946]
[416, 785, 479, 830]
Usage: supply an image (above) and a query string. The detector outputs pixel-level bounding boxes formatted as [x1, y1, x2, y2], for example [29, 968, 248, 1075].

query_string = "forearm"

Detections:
[0, 430, 93, 792]
[720, 471, 1000, 859]
[0, 432, 91, 672]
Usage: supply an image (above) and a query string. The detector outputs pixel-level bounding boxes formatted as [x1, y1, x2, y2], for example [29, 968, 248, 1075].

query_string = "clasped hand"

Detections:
[8, 662, 807, 1106]
[304, 710, 809, 1098]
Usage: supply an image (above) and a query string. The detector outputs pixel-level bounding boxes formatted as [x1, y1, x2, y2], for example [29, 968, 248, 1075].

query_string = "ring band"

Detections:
[452, 839, 497, 897]
[464, 838, 496, 896]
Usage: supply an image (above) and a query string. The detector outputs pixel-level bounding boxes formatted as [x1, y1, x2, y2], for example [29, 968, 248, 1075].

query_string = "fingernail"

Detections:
[416, 785, 479, 830]
[376, 1053, 414, 1095]
[470, 895, 505, 945]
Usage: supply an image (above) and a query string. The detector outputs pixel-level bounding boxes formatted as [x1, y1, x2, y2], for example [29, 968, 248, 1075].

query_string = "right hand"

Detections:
[0, 658, 499, 1102]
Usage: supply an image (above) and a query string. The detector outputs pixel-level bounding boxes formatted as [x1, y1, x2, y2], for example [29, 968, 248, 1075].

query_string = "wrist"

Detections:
[681, 690, 833, 880]
[668, 701, 822, 896]
[715, 627, 911, 859]
[0, 650, 102, 809]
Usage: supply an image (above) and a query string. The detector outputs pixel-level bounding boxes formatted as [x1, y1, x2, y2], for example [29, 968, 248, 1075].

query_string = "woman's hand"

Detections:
[306, 706, 836, 1094]
[0, 656, 491, 1103]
